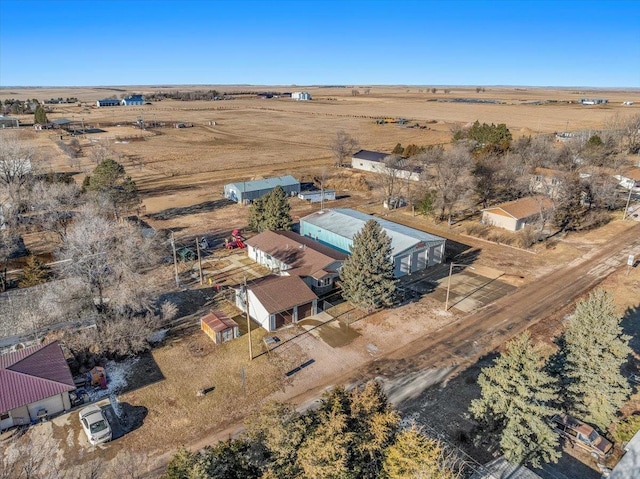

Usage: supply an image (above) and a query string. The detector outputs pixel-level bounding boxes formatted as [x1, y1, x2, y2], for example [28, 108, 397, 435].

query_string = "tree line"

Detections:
[165, 381, 460, 479]
[0, 132, 175, 369]
[331, 113, 640, 237]
[470, 289, 631, 467]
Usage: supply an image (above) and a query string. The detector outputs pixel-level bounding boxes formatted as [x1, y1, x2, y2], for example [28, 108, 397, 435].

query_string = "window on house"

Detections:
[0, 412, 9, 420]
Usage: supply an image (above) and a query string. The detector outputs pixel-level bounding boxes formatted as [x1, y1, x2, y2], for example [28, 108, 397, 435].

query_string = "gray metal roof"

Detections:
[352, 149, 389, 162]
[52, 118, 73, 125]
[470, 457, 543, 479]
[300, 208, 445, 256]
[227, 175, 299, 193]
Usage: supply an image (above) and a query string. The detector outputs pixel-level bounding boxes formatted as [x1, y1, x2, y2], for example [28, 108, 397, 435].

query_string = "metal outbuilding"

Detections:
[224, 175, 300, 204]
[299, 208, 446, 277]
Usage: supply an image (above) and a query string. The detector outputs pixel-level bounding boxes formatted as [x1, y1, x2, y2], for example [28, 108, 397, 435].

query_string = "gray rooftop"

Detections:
[352, 149, 389, 162]
[300, 208, 445, 256]
[227, 175, 299, 193]
[470, 457, 543, 479]
[610, 428, 640, 479]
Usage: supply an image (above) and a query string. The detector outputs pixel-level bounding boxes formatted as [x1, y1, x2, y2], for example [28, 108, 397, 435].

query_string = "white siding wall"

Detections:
[482, 211, 518, 232]
[26, 394, 68, 421]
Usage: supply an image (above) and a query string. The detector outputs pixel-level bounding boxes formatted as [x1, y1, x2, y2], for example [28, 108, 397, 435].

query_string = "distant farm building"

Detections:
[298, 189, 336, 203]
[96, 99, 120, 107]
[235, 275, 318, 331]
[481, 196, 554, 232]
[200, 310, 239, 344]
[351, 149, 421, 181]
[224, 175, 300, 204]
[291, 91, 312, 101]
[580, 98, 608, 105]
[0, 116, 19, 128]
[300, 208, 446, 278]
[246, 230, 347, 294]
[121, 95, 144, 106]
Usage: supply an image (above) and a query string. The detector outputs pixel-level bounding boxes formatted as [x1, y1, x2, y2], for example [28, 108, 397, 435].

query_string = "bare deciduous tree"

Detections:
[330, 130, 359, 168]
[608, 113, 640, 154]
[421, 145, 473, 222]
[57, 207, 161, 315]
[28, 181, 81, 241]
[380, 155, 404, 209]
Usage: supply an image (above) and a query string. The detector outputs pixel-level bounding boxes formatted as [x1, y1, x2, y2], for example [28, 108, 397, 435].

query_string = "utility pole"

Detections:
[196, 238, 203, 285]
[623, 186, 633, 220]
[171, 232, 179, 287]
[244, 276, 253, 360]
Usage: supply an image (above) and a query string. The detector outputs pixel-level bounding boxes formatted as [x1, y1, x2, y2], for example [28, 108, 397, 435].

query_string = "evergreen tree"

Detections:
[34, 104, 48, 124]
[391, 143, 404, 155]
[562, 289, 631, 430]
[247, 186, 292, 232]
[470, 333, 560, 467]
[163, 446, 200, 479]
[340, 220, 396, 310]
[87, 159, 140, 219]
[383, 427, 456, 479]
[19, 255, 50, 288]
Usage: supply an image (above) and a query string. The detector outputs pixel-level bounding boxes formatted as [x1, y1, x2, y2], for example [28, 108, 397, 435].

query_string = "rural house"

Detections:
[300, 208, 446, 278]
[96, 98, 120, 107]
[121, 95, 144, 106]
[246, 230, 347, 294]
[351, 149, 421, 181]
[235, 275, 318, 331]
[201, 310, 239, 344]
[0, 341, 75, 430]
[481, 196, 554, 232]
[530, 167, 564, 198]
[224, 175, 300, 204]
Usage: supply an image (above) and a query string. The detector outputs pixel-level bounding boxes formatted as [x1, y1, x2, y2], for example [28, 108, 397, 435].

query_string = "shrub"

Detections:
[613, 415, 640, 444]
[518, 226, 544, 248]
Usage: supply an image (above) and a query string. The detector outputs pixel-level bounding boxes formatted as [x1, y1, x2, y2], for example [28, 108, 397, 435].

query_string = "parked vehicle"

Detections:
[79, 405, 112, 445]
[550, 414, 612, 458]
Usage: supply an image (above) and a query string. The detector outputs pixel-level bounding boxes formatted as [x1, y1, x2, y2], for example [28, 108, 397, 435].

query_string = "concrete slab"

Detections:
[434, 270, 517, 313]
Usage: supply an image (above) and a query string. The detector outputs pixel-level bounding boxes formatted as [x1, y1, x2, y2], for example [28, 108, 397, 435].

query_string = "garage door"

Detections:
[398, 255, 411, 276]
[411, 250, 428, 272]
[297, 302, 313, 320]
[275, 309, 294, 329]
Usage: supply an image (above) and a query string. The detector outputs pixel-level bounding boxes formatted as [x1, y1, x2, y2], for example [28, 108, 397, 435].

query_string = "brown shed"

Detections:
[201, 310, 239, 344]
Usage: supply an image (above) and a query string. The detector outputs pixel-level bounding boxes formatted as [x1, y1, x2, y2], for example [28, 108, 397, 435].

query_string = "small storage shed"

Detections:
[224, 175, 300, 204]
[298, 189, 336, 203]
[201, 310, 239, 344]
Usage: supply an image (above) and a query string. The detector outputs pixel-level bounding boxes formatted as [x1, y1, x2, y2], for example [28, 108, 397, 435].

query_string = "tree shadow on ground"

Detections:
[146, 199, 236, 220]
[621, 305, 640, 382]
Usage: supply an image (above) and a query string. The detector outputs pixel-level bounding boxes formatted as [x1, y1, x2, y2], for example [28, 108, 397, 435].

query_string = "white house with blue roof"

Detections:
[224, 175, 300, 204]
[299, 208, 446, 277]
[121, 95, 144, 106]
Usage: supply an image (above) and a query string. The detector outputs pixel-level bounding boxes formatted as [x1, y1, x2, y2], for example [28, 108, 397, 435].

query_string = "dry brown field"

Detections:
[2, 85, 639, 236]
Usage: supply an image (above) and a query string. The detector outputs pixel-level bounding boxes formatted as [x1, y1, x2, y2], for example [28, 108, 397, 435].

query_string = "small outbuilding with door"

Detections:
[201, 310, 239, 344]
[235, 275, 318, 331]
[224, 175, 300, 204]
[0, 341, 75, 430]
[299, 208, 446, 278]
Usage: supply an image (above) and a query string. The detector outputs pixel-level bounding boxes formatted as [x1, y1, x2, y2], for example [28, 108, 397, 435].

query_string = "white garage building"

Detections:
[299, 208, 446, 278]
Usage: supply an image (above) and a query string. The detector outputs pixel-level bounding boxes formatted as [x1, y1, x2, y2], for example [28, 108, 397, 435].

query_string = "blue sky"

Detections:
[1, 0, 638, 87]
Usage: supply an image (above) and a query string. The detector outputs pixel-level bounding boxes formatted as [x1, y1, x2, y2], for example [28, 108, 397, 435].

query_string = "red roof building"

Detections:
[201, 310, 240, 344]
[0, 341, 75, 430]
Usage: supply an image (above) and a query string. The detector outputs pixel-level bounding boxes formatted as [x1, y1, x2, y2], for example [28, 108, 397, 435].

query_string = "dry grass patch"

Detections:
[118, 327, 306, 452]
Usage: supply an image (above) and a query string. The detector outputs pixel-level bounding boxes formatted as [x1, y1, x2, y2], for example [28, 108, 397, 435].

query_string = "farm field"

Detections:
[1, 85, 640, 477]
